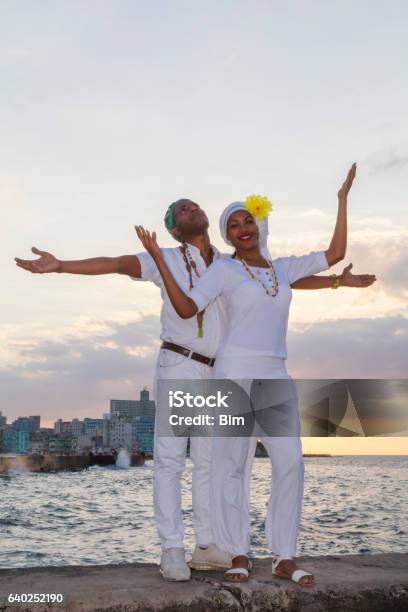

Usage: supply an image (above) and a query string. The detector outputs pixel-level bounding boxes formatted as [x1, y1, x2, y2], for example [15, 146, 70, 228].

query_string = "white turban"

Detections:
[219, 201, 271, 259]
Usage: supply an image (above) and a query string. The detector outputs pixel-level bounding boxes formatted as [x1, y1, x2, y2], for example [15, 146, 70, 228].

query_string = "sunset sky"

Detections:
[1, 1, 407, 454]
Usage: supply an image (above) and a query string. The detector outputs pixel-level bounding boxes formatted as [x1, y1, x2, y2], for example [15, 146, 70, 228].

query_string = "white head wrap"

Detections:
[219, 201, 271, 259]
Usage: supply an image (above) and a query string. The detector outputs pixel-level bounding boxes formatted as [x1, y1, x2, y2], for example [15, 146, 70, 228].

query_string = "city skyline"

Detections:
[0, 388, 156, 456]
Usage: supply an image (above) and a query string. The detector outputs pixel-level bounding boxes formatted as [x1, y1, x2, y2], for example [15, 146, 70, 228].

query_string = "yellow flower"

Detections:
[244, 194, 273, 220]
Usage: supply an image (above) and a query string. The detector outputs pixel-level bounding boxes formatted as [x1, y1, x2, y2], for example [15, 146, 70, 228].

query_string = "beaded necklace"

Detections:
[180, 243, 214, 337]
[238, 256, 279, 297]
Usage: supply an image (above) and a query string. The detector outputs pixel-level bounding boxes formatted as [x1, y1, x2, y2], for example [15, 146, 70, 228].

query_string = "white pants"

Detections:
[210, 355, 304, 558]
[153, 348, 214, 550]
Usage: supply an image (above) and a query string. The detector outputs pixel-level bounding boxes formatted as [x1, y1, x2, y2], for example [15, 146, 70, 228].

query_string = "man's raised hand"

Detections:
[135, 226, 161, 260]
[341, 262, 377, 287]
[15, 247, 61, 273]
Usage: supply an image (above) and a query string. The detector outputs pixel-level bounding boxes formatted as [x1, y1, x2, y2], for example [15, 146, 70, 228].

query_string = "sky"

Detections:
[0, 1, 407, 454]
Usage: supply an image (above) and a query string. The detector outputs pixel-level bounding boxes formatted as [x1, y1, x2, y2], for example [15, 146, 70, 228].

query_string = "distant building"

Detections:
[110, 388, 155, 420]
[54, 418, 102, 441]
[76, 433, 95, 454]
[48, 434, 77, 455]
[2, 430, 30, 454]
[0, 411, 7, 427]
[132, 416, 154, 454]
[54, 419, 73, 435]
[83, 418, 104, 435]
[71, 418, 85, 437]
[12, 416, 40, 433]
[74, 429, 104, 454]
[106, 413, 133, 452]
[30, 431, 50, 454]
[39, 427, 54, 434]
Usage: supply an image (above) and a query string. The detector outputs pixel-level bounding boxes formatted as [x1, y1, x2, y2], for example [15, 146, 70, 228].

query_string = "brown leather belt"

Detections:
[161, 341, 216, 367]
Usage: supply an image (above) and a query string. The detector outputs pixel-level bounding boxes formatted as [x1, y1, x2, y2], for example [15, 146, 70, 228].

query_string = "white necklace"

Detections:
[238, 257, 279, 297]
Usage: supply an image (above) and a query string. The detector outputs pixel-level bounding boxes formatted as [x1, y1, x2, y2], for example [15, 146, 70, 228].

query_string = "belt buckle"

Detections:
[186, 348, 193, 359]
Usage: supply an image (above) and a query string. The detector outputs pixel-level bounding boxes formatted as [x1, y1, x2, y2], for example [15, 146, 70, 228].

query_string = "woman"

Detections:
[136, 163, 375, 586]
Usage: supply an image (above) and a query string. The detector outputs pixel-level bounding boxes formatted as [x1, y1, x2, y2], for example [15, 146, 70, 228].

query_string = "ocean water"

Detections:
[0, 456, 407, 568]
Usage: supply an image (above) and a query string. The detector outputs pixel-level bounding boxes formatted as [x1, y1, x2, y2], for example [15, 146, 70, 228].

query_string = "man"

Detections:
[15, 196, 376, 581]
[15, 199, 232, 581]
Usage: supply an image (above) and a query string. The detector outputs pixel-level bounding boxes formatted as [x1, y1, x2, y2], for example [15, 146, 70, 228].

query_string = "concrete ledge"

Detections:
[0, 554, 407, 611]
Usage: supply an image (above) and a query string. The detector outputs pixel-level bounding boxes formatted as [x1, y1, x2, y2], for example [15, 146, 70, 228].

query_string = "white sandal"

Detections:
[271, 555, 314, 587]
[224, 558, 252, 582]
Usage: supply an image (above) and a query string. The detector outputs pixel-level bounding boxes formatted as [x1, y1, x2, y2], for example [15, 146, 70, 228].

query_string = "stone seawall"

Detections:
[0, 453, 144, 473]
[0, 553, 407, 611]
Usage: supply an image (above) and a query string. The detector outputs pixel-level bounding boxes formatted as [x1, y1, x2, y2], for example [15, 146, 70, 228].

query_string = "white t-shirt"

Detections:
[189, 251, 329, 359]
[130, 244, 228, 358]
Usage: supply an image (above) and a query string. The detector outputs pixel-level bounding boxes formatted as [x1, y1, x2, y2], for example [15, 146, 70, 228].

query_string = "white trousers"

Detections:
[153, 348, 214, 550]
[210, 355, 304, 558]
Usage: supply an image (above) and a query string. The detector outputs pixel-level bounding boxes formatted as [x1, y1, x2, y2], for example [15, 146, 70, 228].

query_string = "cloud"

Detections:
[343, 236, 408, 300]
[369, 150, 408, 174]
[288, 314, 408, 378]
[269, 232, 408, 306]
[298, 208, 330, 219]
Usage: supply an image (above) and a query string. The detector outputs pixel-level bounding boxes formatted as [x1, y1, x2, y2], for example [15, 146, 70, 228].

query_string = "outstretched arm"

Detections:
[292, 263, 376, 289]
[15, 247, 141, 277]
[135, 226, 198, 319]
[324, 163, 356, 266]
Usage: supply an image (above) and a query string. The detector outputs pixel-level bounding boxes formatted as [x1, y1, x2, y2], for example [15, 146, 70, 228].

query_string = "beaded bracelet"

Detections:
[330, 273, 340, 289]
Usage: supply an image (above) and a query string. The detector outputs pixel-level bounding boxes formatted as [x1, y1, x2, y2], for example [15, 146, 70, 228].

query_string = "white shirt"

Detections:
[131, 244, 228, 357]
[189, 251, 329, 359]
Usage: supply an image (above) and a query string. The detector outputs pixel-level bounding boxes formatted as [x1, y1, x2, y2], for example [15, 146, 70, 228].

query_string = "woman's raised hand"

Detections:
[15, 247, 60, 273]
[135, 225, 161, 259]
[341, 262, 377, 287]
[338, 163, 357, 200]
